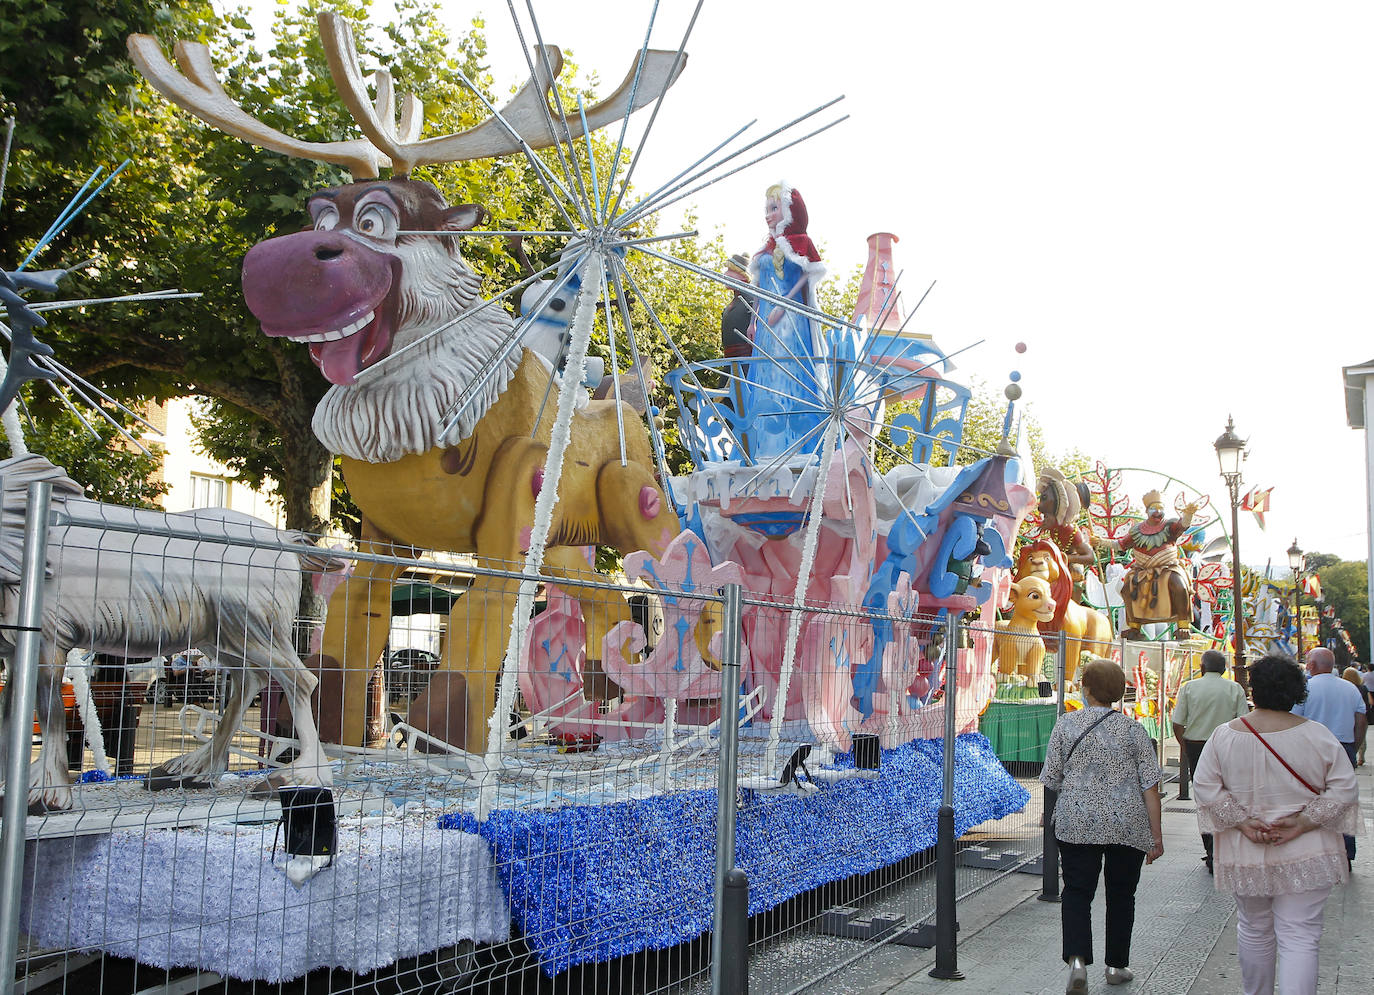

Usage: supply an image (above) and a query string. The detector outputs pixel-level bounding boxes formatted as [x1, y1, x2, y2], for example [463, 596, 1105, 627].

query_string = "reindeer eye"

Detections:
[355, 203, 397, 240]
[311, 204, 339, 231]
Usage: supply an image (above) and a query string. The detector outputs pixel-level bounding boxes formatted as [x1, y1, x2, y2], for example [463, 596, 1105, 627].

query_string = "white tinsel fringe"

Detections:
[0, 355, 30, 457]
[480, 255, 604, 816]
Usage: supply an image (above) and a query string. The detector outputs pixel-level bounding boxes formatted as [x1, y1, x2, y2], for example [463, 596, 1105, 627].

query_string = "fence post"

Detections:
[1039, 629, 1067, 903]
[711, 583, 746, 995]
[0, 481, 53, 995]
[929, 611, 964, 981]
[1157, 645, 1167, 774]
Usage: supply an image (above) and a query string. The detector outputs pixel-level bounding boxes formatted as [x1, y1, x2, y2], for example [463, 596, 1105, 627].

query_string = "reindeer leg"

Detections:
[261, 642, 329, 790]
[147, 661, 262, 790]
[30, 647, 72, 813]
[316, 521, 411, 749]
[593, 460, 701, 668]
[410, 437, 545, 754]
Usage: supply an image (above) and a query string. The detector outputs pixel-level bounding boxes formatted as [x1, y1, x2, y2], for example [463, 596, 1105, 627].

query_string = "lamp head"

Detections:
[1213, 415, 1246, 478]
[1287, 539, 1304, 571]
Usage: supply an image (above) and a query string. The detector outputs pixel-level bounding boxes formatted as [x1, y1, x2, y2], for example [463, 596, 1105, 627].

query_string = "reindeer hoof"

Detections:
[145, 767, 211, 792]
[27, 786, 72, 814]
[247, 773, 286, 800]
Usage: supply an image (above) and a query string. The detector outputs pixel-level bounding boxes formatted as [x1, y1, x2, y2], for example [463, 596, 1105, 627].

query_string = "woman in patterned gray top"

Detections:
[1041, 659, 1164, 992]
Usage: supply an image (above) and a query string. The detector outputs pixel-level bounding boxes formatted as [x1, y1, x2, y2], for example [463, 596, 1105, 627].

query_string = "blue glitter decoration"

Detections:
[75, 769, 144, 783]
[439, 734, 1029, 975]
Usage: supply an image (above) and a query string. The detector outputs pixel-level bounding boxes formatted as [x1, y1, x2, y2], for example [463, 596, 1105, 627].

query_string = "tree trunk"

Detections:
[277, 418, 331, 534]
[274, 415, 333, 642]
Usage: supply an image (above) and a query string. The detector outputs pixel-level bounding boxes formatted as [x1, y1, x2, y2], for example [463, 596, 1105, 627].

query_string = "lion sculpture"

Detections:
[993, 576, 1056, 682]
[1014, 540, 1112, 681]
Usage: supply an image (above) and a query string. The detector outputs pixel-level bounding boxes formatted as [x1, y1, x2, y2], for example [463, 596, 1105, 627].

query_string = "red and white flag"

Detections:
[1239, 486, 1273, 529]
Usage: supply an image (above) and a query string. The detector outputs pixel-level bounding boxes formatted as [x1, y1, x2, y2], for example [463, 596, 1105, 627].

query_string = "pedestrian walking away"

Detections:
[1293, 647, 1366, 861]
[1040, 658, 1163, 992]
[1341, 666, 1371, 767]
[1172, 648, 1249, 872]
[1193, 654, 1363, 995]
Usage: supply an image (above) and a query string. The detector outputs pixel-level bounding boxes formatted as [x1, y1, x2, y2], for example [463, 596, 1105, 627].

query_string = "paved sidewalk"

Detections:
[851, 761, 1373, 995]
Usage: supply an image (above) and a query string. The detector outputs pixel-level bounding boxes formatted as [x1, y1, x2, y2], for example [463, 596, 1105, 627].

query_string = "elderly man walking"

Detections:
[1172, 649, 1249, 873]
[1294, 647, 1367, 863]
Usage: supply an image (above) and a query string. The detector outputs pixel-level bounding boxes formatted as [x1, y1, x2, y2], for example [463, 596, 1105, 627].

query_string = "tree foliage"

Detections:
[0, 0, 617, 533]
[0, 400, 166, 508]
[1302, 555, 1369, 664]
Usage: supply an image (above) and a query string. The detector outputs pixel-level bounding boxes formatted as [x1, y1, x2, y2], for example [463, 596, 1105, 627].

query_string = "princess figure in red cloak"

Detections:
[743, 182, 827, 460]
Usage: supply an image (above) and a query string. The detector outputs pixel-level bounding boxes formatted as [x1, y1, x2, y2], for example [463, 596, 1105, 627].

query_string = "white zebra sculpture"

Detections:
[0, 454, 332, 811]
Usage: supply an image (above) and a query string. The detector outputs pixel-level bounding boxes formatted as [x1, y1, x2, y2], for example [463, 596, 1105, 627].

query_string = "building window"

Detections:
[189, 474, 227, 509]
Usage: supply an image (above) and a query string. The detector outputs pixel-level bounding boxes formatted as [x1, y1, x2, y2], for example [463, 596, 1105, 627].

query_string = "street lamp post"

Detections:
[1287, 539, 1304, 663]
[1214, 416, 1249, 690]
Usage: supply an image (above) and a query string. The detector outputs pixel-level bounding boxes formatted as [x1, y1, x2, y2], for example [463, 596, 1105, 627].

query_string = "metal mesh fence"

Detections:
[0, 482, 1141, 995]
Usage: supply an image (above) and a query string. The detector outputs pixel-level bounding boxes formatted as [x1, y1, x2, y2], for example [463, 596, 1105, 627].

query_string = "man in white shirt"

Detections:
[1294, 647, 1366, 862]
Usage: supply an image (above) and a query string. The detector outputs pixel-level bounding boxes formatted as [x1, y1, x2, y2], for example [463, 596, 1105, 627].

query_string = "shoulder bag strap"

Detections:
[1063, 709, 1116, 768]
[1240, 717, 1320, 794]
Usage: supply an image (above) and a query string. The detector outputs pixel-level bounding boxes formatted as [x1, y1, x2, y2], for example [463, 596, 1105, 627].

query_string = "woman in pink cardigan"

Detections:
[1193, 654, 1362, 995]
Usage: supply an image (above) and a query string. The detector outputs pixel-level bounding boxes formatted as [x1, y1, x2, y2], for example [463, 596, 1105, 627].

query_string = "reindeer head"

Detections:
[128, 10, 686, 388]
[241, 180, 485, 385]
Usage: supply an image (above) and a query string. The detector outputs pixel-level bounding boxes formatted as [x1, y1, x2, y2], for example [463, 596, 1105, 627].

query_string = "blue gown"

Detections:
[743, 253, 824, 461]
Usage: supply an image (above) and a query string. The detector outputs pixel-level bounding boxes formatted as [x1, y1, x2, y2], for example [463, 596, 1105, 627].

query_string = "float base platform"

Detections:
[20, 733, 1027, 981]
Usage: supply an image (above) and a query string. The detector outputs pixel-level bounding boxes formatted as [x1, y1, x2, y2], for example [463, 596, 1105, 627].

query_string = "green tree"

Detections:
[1307, 557, 1369, 664]
[2, 0, 611, 533]
[0, 399, 166, 508]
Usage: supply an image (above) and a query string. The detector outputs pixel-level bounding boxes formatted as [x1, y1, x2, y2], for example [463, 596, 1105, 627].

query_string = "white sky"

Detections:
[237, 1, 1374, 568]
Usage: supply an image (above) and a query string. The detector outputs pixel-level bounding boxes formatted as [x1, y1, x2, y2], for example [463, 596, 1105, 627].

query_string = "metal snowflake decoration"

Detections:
[0, 117, 198, 455]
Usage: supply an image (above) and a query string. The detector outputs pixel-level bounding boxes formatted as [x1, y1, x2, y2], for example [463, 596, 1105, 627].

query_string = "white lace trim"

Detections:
[1196, 795, 1249, 833]
[1215, 852, 1349, 897]
[1303, 796, 1364, 835]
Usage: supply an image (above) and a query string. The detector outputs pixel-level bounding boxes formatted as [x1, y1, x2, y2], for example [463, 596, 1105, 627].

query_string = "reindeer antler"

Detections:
[129, 10, 688, 179]
[127, 32, 387, 177]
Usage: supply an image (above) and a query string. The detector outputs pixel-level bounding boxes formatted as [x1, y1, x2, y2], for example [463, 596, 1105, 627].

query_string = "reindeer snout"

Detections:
[242, 230, 394, 334]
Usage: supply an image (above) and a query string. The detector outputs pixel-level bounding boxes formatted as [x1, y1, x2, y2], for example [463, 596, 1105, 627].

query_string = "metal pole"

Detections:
[1229, 482, 1248, 691]
[1176, 646, 1192, 801]
[1176, 737, 1192, 800]
[0, 481, 52, 995]
[721, 869, 749, 994]
[1157, 645, 1167, 773]
[930, 611, 964, 980]
[1040, 629, 1066, 903]
[1293, 568, 1303, 663]
[711, 583, 745, 995]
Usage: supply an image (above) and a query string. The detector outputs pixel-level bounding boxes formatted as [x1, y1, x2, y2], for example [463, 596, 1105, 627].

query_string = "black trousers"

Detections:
[1058, 840, 1146, 968]
[1182, 739, 1213, 859]
[1342, 742, 1358, 861]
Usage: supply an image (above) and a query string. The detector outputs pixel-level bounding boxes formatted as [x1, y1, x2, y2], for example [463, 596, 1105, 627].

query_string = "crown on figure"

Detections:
[1142, 489, 1165, 509]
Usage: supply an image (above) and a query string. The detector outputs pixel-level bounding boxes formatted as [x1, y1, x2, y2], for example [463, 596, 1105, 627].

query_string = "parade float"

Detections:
[4, 8, 1038, 984]
[976, 455, 1283, 767]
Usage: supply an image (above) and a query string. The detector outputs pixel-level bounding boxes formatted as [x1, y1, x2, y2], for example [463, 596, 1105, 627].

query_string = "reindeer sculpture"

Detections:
[128, 11, 691, 753]
[0, 455, 333, 811]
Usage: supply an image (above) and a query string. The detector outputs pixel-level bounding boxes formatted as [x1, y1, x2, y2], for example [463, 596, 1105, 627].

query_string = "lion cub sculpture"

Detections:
[994, 577, 1056, 683]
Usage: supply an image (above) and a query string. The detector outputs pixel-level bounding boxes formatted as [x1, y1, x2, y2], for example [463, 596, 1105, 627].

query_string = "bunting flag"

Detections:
[1239, 485, 1273, 529]
[1304, 573, 1322, 600]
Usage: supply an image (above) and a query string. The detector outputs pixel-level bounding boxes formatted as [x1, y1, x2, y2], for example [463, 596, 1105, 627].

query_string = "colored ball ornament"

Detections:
[1004, 383, 1023, 401]
[1014, 342, 1027, 353]
[1009, 371, 1021, 382]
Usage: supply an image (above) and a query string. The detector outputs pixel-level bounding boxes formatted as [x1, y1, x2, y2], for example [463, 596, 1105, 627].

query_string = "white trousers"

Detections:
[1234, 887, 1331, 995]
